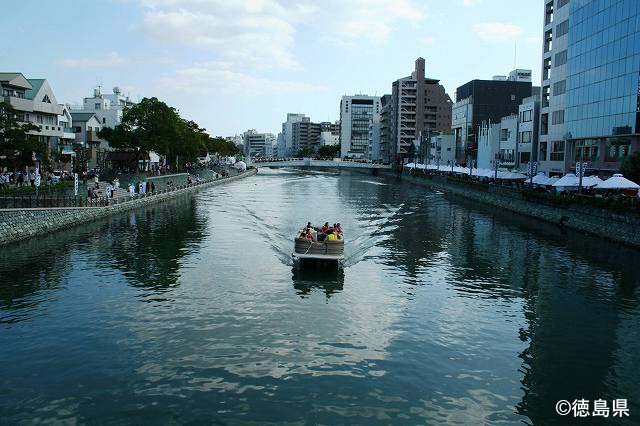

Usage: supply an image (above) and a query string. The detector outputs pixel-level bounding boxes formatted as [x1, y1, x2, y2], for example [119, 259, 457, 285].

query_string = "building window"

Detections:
[520, 152, 531, 163]
[556, 20, 568, 37]
[539, 142, 548, 160]
[554, 50, 567, 66]
[500, 129, 509, 141]
[95, 103, 101, 110]
[102, 117, 106, 124]
[552, 110, 564, 125]
[541, 113, 549, 135]
[520, 131, 532, 143]
[42, 94, 51, 103]
[521, 109, 532, 122]
[550, 140, 565, 161]
[542, 86, 550, 107]
[545, 1, 554, 25]
[553, 80, 566, 96]
[543, 58, 552, 81]
[557, 0, 569, 8]
[544, 30, 553, 53]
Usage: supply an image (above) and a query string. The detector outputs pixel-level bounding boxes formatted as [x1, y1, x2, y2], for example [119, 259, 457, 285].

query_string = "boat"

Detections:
[292, 228, 344, 265]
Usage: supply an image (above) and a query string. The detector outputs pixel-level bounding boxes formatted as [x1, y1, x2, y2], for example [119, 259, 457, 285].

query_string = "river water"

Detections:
[1, 169, 639, 424]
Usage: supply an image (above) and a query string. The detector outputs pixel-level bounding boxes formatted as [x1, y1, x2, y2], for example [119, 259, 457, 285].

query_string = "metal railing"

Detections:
[0, 169, 249, 209]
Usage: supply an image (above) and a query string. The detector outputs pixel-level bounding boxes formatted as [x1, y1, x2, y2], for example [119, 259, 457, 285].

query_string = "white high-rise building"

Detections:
[340, 95, 381, 159]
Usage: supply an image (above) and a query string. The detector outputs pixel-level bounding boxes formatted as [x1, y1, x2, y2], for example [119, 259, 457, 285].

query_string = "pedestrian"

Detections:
[150, 181, 155, 193]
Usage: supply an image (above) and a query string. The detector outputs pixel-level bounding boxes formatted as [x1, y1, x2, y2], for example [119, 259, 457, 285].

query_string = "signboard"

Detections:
[35, 173, 41, 187]
[74, 173, 79, 196]
[575, 162, 586, 178]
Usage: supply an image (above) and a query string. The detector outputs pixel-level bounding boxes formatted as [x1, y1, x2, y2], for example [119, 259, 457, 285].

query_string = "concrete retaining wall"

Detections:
[0, 169, 257, 246]
[397, 172, 640, 248]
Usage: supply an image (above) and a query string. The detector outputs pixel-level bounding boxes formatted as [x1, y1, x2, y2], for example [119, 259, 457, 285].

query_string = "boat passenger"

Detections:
[335, 223, 343, 234]
[326, 229, 339, 241]
[321, 222, 329, 233]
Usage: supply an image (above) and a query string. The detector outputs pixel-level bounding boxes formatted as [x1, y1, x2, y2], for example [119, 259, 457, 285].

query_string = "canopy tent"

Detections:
[497, 171, 528, 180]
[596, 173, 640, 190]
[234, 161, 247, 171]
[581, 175, 603, 187]
[531, 172, 548, 185]
[552, 173, 579, 189]
[545, 176, 559, 186]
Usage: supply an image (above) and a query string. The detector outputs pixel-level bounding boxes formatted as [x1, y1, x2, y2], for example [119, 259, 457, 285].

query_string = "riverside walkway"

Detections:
[252, 158, 391, 170]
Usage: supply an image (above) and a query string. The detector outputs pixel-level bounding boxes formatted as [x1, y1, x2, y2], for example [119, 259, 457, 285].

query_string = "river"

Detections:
[1, 168, 639, 424]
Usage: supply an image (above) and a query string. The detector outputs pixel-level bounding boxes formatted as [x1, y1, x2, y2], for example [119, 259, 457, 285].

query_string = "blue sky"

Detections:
[1, 0, 542, 136]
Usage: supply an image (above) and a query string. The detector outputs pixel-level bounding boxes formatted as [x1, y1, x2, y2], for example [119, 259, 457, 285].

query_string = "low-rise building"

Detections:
[517, 94, 540, 171]
[477, 115, 518, 171]
[320, 121, 340, 147]
[70, 112, 107, 170]
[428, 133, 456, 167]
[243, 130, 275, 158]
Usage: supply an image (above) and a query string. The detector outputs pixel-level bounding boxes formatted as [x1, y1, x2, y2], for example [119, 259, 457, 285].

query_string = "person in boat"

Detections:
[321, 222, 329, 233]
[299, 229, 313, 240]
[335, 223, 343, 235]
[326, 228, 340, 241]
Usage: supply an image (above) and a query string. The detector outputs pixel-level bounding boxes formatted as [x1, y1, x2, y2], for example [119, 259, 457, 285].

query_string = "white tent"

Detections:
[545, 176, 559, 186]
[552, 173, 580, 189]
[234, 161, 247, 171]
[596, 173, 640, 190]
[531, 172, 548, 185]
[581, 175, 603, 187]
[498, 171, 528, 180]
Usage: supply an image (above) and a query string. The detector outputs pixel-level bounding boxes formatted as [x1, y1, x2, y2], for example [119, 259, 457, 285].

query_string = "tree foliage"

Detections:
[0, 102, 44, 168]
[317, 144, 340, 158]
[98, 97, 226, 167]
[621, 150, 640, 183]
[206, 137, 241, 157]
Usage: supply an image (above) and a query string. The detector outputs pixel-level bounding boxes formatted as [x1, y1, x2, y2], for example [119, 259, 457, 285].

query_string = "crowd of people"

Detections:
[0, 170, 61, 189]
[299, 222, 343, 242]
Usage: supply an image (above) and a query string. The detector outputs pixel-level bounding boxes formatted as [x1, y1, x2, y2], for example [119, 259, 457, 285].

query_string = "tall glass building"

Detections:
[538, 0, 640, 175]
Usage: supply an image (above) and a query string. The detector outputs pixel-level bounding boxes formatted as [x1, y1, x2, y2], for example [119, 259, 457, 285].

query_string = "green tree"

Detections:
[317, 144, 340, 158]
[0, 102, 43, 169]
[206, 137, 240, 157]
[621, 150, 640, 183]
[296, 146, 316, 157]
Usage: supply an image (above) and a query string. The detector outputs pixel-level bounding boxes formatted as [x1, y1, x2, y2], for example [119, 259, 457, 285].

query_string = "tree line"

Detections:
[98, 97, 240, 167]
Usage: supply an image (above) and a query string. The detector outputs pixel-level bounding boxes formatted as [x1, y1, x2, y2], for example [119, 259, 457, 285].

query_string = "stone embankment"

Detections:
[398, 172, 640, 248]
[0, 169, 257, 246]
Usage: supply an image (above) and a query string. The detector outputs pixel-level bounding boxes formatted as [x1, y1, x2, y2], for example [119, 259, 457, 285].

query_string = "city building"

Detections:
[75, 86, 135, 128]
[452, 71, 534, 165]
[378, 94, 393, 163]
[0, 73, 64, 157]
[70, 112, 107, 170]
[320, 121, 340, 146]
[477, 115, 518, 171]
[280, 113, 308, 157]
[367, 121, 381, 161]
[243, 129, 275, 158]
[428, 133, 456, 167]
[340, 95, 381, 159]
[292, 120, 321, 154]
[384, 58, 452, 163]
[538, 0, 640, 176]
[517, 94, 540, 170]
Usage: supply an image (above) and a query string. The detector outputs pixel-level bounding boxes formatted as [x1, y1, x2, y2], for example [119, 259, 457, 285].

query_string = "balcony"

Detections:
[3, 95, 33, 112]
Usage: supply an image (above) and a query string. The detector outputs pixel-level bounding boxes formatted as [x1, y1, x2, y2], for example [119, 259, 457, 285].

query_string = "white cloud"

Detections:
[472, 22, 523, 42]
[60, 52, 131, 68]
[140, 0, 426, 68]
[157, 61, 327, 96]
[463, 0, 482, 5]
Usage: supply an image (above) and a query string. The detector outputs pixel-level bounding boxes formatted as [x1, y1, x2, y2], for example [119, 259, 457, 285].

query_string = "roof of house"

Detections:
[25, 79, 45, 100]
[0, 72, 33, 90]
[70, 112, 98, 122]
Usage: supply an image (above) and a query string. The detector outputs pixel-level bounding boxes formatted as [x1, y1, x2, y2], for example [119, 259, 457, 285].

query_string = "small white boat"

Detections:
[292, 229, 344, 264]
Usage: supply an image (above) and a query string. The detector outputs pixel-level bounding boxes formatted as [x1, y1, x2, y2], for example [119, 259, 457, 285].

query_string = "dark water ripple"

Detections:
[1, 169, 639, 424]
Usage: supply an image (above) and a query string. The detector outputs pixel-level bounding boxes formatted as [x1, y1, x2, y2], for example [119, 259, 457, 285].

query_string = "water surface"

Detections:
[1, 169, 639, 424]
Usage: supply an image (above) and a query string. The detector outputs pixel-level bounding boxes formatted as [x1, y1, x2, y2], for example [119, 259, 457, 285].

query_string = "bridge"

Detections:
[250, 159, 392, 170]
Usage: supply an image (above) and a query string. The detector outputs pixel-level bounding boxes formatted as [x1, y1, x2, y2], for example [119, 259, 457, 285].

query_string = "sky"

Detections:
[1, 0, 542, 136]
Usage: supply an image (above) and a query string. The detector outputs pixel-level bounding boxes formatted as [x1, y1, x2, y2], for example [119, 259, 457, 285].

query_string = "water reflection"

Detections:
[1, 169, 639, 424]
[291, 266, 344, 299]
